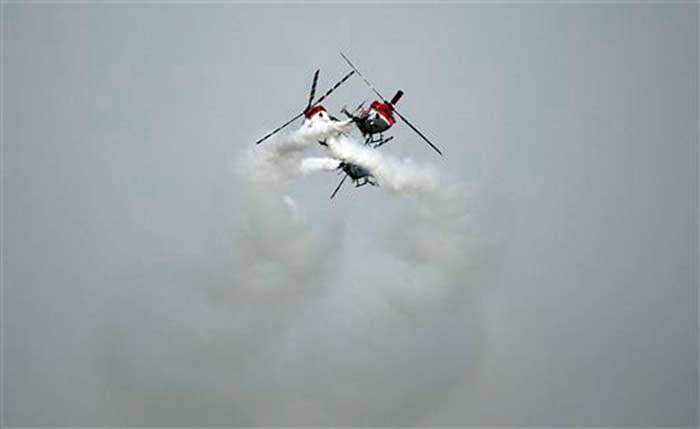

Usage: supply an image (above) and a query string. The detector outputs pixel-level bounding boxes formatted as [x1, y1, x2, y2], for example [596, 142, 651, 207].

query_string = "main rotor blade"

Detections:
[314, 69, 355, 105]
[394, 110, 443, 156]
[307, 69, 320, 110]
[255, 111, 304, 145]
[340, 52, 389, 103]
[330, 173, 348, 199]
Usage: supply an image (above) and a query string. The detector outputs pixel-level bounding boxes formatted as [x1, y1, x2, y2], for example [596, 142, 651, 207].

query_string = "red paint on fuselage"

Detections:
[304, 104, 327, 119]
[369, 101, 396, 126]
[353, 100, 396, 135]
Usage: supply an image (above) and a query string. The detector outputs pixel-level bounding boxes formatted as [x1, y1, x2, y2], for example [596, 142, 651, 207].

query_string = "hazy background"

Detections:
[4, 3, 698, 426]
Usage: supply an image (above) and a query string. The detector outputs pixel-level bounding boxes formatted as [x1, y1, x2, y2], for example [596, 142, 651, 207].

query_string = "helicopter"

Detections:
[330, 161, 377, 199]
[339, 53, 443, 156]
[254, 68, 355, 145]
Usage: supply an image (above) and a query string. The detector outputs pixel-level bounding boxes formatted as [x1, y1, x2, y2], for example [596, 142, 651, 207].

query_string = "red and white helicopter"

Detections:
[254, 68, 355, 145]
[339, 53, 443, 156]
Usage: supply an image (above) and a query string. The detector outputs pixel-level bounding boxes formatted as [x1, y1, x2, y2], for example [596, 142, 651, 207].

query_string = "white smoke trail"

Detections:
[299, 157, 341, 175]
[239, 118, 353, 186]
[324, 134, 441, 196]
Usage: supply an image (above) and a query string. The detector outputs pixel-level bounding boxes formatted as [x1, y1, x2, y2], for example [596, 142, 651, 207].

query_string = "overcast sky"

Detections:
[4, 3, 698, 426]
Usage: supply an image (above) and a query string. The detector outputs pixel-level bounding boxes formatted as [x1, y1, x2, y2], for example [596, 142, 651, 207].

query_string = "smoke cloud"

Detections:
[299, 156, 341, 175]
[92, 123, 497, 425]
[324, 134, 441, 196]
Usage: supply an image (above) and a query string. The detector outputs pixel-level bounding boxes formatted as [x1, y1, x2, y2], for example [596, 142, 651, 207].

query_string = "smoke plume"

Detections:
[324, 134, 441, 195]
[96, 124, 497, 425]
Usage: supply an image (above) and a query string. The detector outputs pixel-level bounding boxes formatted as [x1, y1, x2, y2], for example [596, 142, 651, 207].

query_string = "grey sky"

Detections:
[4, 3, 698, 426]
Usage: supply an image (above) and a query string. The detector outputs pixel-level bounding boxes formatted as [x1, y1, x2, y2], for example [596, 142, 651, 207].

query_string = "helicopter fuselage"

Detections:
[352, 100, 396, 135]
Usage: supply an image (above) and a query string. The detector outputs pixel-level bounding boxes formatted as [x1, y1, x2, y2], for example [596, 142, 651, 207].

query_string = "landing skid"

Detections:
[364, 133, 393, 149]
